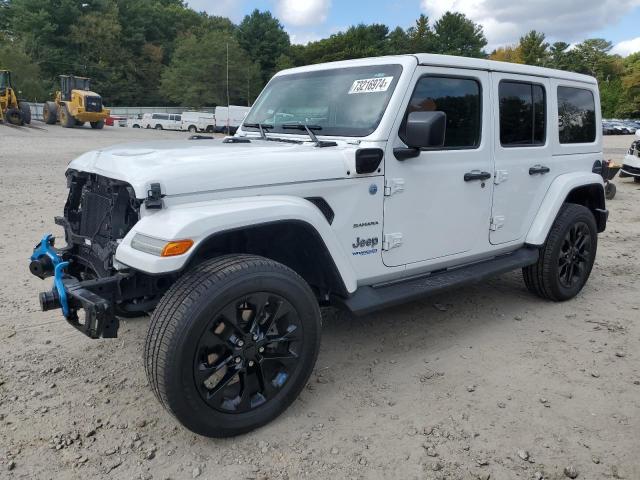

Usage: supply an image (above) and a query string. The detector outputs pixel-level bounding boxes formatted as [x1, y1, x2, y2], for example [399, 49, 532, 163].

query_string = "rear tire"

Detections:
[188, 125, 197, 133]
[60, 104, 75, 128]
[605, 182, 616, 200]
[523, 203, 597, 301]
[43, 101, 58, 124]
[19, 102, 31, 124]
[90, 120, 104, 129]
[634, 177, 640, 184]
[144, 254, 321, 437]
[155, 124, 162, 130]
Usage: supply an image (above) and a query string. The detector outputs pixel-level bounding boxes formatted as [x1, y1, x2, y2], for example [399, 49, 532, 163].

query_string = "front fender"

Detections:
[115, 195, 358, 292]
[525, 172, 604, 246]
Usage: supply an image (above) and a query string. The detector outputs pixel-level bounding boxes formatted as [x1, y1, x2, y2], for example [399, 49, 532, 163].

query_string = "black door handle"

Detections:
[529, 165, 550, 175]
[464, 171, 492, 182]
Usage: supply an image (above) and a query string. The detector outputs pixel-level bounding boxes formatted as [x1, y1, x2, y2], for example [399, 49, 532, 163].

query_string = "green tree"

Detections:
[432, 12, 486, 57]
[301, 24, 389, 64]
[386, 26, 411, 54]
[160, 31, 260, 108]
[406, 14, 434, 52]
[0, 39, 47, 99]
[518, 30, 549, 66]
[235, 9, 290, 83]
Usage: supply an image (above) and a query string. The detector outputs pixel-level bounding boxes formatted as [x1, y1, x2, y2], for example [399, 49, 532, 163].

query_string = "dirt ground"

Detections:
[1, 123, 639, 480]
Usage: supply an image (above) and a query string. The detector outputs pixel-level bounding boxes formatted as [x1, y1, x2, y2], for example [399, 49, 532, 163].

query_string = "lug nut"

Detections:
[258, 347, 264, 353]
[235, 357, 241, 364]
[248, 360, 255, 367]
[237, 340, 245, 347]
[252, 334, 258, 341]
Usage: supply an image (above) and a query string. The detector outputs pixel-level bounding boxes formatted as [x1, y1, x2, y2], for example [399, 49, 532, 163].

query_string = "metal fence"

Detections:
[24, 103, 214, 121]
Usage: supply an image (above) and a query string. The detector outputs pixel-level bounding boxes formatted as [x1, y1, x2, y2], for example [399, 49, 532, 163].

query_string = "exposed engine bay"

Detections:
[57, 170, 140, 278]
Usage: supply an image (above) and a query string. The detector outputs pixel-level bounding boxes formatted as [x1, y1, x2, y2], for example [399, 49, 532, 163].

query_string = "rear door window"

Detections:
[499, 81, 546, 147]
[557, 87, 596, 143]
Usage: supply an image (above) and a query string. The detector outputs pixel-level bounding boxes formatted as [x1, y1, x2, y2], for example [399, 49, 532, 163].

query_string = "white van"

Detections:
[141, 113, 182, 130]
[214, 105, 250, 133]
[181, 111, 215, 133]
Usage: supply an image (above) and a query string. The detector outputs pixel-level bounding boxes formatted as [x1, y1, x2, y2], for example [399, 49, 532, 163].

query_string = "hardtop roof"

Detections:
[278, 53, 597, 85]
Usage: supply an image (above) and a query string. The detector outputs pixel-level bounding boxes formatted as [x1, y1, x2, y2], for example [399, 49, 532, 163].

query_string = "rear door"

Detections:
[490, 73, 553, 244]
[382, 67, 494, 267]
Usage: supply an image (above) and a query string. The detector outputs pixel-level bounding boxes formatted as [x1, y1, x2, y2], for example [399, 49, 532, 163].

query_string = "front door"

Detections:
[383, 67, 493, 267]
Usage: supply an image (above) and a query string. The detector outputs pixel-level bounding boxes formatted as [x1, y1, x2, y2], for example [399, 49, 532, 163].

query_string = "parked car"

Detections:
[181, 111, 215, 133]
[127, 114, 144, 128]
[620, 130, 640, 182]
[28, 54, 608, 438]
[105, 115, 126, 127]
[214, 105, 250, 133]
[141, 112, 182, 130]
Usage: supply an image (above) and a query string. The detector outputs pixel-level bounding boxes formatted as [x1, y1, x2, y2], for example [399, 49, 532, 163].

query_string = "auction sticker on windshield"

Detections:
[348, 76, 393, 94]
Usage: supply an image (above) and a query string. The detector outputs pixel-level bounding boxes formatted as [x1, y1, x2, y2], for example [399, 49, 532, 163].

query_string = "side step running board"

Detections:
[340, 247, 539, 316]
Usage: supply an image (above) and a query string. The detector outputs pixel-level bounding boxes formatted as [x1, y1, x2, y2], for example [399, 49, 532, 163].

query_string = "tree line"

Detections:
[0, 0, 637, 116]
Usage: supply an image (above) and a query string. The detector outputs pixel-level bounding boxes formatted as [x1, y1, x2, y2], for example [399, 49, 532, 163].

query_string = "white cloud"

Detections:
[276, 0, 331, 27]
[420, 0, 640, 49]
[612, 37, 640, 56]
[289, 31, 323, 45]
[186, 0, 245, 22]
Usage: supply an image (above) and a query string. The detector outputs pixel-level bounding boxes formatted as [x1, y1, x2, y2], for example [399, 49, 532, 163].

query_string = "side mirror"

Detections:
[405, 111, 446, 149]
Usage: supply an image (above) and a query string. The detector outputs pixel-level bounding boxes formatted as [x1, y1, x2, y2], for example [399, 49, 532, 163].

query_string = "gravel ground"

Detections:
[1, 123, 639, 480]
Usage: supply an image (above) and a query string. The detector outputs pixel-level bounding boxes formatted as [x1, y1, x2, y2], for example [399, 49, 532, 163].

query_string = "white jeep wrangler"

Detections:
[29, 54, 608, 437]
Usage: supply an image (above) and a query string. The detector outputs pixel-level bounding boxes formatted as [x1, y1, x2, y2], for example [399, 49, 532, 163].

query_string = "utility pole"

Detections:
[226, 42, 230, 135]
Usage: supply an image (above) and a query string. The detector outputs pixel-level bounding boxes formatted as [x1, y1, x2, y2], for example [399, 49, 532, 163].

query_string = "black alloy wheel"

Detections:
[194, 292, 302, 413]
[144, 255, 321, 437]
[557, 221, 592, 289]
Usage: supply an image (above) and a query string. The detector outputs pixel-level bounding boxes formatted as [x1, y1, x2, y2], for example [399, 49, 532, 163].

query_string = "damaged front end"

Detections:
[29, 171, 171, 338]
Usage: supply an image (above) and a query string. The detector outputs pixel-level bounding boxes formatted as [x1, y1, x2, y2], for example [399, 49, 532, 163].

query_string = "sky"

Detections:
[186, 0, 640, 56]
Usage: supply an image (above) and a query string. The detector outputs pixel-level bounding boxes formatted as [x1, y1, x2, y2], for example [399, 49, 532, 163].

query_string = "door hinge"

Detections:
[382, 233, 403, 250]
[490, 215, 505, 231]
[494, 170, 509, 185]
[384, 178, 405, 196]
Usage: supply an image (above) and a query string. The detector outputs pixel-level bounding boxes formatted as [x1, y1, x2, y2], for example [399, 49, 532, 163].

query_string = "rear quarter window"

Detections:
[557, 87, 596, 144]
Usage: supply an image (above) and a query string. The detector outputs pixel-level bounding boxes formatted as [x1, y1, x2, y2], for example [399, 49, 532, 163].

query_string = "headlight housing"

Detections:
[131, 233, 193, 257]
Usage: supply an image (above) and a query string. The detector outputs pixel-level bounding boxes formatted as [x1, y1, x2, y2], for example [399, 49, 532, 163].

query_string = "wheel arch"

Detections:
[115, 196, 358, 297]
[526, 172, 607, 246]
[185, 220, 350, 299]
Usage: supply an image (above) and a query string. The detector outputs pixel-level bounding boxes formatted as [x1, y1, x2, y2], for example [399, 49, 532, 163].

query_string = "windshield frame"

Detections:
[242, 64, 404, 139]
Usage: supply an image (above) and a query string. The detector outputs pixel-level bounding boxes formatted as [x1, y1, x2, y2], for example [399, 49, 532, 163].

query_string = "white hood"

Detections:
[68, 138, 357, 198]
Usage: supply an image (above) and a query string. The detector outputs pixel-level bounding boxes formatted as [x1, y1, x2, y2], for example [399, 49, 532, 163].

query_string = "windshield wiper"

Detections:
[242, 122, 302, 144]
[282, 123, 337, 147]
[242, 122, 273, 139]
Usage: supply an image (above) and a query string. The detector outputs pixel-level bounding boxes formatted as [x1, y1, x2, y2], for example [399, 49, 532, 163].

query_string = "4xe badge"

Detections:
[352, 236, 379, 256]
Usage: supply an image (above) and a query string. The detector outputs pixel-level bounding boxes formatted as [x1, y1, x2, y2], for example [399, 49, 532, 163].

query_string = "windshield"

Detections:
[243, 64, 402, 137]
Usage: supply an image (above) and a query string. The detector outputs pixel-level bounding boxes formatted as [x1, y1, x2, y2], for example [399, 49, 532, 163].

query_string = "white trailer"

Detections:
[214, 105, 250, 133]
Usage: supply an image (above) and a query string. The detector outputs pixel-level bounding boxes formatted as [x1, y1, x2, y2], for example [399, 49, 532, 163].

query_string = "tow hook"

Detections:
[30, 234, 71, 317]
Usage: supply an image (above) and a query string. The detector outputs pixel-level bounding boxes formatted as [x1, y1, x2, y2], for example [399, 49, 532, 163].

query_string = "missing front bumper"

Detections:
[39, 276, 121, 339]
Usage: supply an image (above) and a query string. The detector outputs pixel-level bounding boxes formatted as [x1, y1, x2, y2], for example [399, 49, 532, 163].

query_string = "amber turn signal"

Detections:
[161, 239, 194, 257]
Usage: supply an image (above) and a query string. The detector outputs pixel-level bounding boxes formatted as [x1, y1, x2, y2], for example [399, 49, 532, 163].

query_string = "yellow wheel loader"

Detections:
[0, 70, 31, 126]
[43, 75, 109, 129]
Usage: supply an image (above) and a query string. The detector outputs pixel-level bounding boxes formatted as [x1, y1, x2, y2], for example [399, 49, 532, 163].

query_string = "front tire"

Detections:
[60, 104, 75, 128]
[634, 177, 640, 184]
[523, 203, 597, 301]
[144, 255, 321, 437]
[90, 120, 104, 129]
